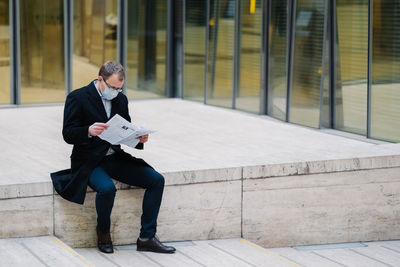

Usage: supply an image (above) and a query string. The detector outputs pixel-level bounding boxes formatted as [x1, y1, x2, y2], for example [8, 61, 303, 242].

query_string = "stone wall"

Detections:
[2, 156, 400, 248]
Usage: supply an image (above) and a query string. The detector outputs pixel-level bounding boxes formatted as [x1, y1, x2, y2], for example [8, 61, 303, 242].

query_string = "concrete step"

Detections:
[75, 238, 298, 267]
[0, 236, 92, 267]
[3, 236, 400, 266]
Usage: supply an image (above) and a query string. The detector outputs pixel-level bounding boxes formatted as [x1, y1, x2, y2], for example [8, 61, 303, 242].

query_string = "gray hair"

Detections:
[98, 61, 125, 81]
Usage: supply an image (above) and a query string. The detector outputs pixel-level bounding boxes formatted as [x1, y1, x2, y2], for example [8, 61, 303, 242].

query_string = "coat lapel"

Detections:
[86, 81, 108, 121]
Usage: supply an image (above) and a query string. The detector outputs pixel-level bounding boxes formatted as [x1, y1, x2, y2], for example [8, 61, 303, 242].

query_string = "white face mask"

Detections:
[101, 83, 119, 100]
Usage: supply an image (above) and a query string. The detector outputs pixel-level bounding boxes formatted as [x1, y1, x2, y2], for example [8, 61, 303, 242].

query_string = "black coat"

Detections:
[50, 81, 147, 204]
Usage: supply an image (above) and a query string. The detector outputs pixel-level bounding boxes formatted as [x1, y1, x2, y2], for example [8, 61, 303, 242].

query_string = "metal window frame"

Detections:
[117, 0, 128, 93]
[232, 0, 241, 109]
[204, 0, 210, 104]
[64, 0, 73, 95]
[181, 0, 186, 99]
[330, 0, 337, 129]
[286, 0, 296, 122]
[166, 0, 175, 97]
[260, 0, 269, 115]
[318, 0, 329, 129]
[367, 0, 373, 138]
[10, 0, 20, 105]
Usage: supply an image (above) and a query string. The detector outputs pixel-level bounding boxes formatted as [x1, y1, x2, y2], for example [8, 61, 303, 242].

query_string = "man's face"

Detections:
[98, 73, 124, 92]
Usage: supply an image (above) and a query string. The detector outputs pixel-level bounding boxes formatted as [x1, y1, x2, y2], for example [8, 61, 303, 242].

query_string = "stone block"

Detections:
[0, 196, 53, 238]
[157, 180, 242, 242]
[242, 167, 400, 248]
[55, 181, 242, 247]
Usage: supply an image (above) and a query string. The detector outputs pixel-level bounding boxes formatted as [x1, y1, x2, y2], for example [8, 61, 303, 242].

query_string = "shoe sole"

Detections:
[137, 247, 175, 254]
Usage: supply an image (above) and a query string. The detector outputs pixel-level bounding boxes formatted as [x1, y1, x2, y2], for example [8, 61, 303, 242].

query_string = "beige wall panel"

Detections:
[0, 196, 53, 238]
[243, 168, 400, 248]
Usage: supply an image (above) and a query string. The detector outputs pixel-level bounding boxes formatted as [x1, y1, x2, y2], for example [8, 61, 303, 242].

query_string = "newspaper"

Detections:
[98, 114, 155, 148]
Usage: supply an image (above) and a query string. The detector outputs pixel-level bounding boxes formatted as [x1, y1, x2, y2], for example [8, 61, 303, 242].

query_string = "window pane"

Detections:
[237, 0, 261, 113]
[20, 0, 65, 104]
[0, 0, 9, 105]
[335, 0, 368, 135]
[126, 0, 167, 99]
[289, 0, 326, 128]
[371, 0, 400, 142]
[207, 0, 234, 108]
[184, 0, 206, 101]
[73, 0, 117, 89]
[268, 0, 288, 120]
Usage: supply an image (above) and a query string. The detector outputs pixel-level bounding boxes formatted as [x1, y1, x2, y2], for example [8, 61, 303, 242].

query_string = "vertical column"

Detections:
[318, 0, 329, 128]
[138, 0, 156, 89]
[64, 0, 73, 95]
[260, 0, 269, 115]
[233, 0, 240, 109]
[117, 0, 127, 70]
[204, 0, 210, 104]
[286, 0, 296, 122]
[330, 0, 337, 129]
[366, 0, 372, 138]
[10, 0, 20, 104]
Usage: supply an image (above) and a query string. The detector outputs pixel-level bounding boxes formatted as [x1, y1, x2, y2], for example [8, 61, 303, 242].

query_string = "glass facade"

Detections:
[126, 0, 167, 100]
[335, 0, 368, 135]
[73, 0, 118, 89]
[268, 0, 288, 120]
[289, 0, 327, 128]
[206, 0, 235, 108]
[0, 0, 9, 104]
[370, 0, 400, 142]
[184, 0, 206, 101]
[237, 0, 262, 113]
[0, 0, 399, 142]
[20, 0, 65, 104]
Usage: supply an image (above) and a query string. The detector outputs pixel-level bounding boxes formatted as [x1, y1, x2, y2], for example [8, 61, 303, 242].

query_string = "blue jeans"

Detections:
[88, 154, 164, 238]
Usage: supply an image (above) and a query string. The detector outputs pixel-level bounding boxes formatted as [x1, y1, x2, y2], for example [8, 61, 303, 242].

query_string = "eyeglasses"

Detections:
[102, 77, 123, 92]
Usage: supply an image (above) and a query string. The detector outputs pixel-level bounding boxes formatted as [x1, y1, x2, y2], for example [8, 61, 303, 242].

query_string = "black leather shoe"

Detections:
[137, 235, 176, 253]
[96, 226, 114, 254]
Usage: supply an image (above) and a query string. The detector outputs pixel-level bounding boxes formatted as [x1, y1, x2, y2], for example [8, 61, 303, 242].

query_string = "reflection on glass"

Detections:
[20, 0, 64, 104]
[0, 0, 9, 105]
[73, 0, 117, 89]
[268, 0, 288, 120]
[289, 0, 326, 128]
[184, 0, 206, 101]
[371, 0, 400, 142]
[126, 0, 167, 99]
[237, 0, 261, 113]
[335, 0, 368, 134]
[207, 0, 234, 108]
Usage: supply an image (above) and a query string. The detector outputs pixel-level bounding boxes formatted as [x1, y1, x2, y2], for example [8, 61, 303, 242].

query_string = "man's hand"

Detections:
[138, 134, 149, 143]
[88, 122, 109, 136]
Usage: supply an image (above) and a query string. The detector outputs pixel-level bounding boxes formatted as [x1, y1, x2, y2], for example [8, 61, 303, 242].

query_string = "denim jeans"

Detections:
[88, 154, 164, 238]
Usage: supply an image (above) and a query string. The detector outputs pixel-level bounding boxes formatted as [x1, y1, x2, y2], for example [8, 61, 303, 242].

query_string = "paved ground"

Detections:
[2, 236, 400, 267]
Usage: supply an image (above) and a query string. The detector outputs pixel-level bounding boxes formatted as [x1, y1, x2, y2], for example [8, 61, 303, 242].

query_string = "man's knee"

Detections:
[97, 183, 116, 196]
[152, 172, 165, 188]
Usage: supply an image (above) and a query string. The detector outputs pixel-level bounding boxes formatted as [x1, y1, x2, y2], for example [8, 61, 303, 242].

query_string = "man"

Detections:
[51, 61, 175, 254]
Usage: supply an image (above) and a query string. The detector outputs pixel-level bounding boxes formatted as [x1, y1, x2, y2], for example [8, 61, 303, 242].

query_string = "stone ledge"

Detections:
[0, 181, 53, 199]
[243, 155, 400, 179]
[2, 155, 400, 200]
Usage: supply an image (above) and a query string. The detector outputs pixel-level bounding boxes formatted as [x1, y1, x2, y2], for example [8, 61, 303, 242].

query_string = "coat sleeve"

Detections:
[62, 92, 91, 145]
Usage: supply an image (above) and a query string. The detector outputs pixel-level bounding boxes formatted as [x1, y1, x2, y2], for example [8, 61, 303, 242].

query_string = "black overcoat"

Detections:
[50, 81, 148, 204]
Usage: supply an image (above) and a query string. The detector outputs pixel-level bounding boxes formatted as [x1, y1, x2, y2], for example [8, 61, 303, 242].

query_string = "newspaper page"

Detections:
[98, 114, 155, 148]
